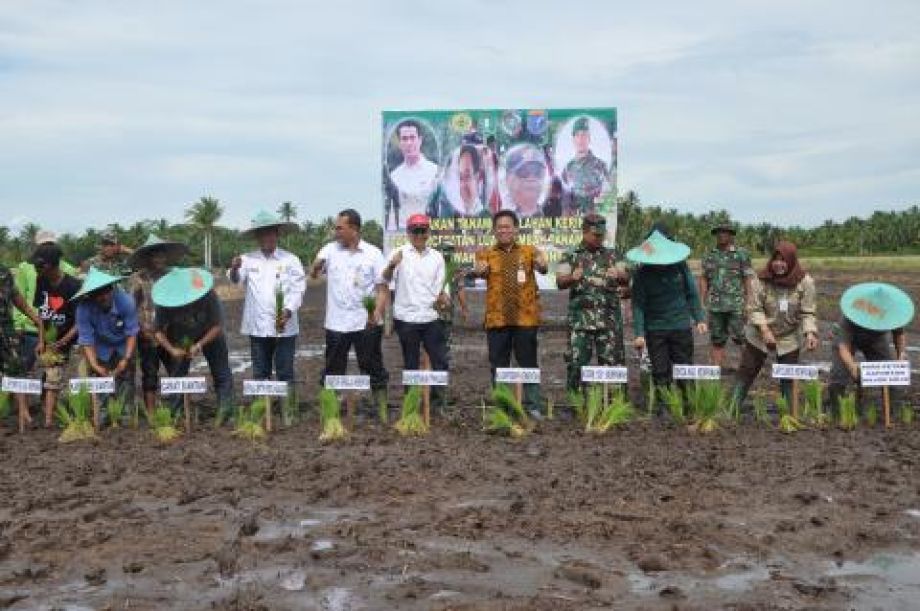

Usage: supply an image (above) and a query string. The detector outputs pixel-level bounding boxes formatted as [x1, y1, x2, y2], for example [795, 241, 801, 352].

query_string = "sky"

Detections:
[0, 0, 918, 234]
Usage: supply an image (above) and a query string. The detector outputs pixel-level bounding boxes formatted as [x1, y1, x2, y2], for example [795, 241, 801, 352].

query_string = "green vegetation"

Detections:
[837, 393, 858, 430]
[394, 386, 428, 436]
[147, 404, 181, 443]
[56, 386, 96, 443]
[485, 384, 529, 438]
[234, 398, 267, 441]
[584, 386, 633, 434]
[318, 389, 347, 442]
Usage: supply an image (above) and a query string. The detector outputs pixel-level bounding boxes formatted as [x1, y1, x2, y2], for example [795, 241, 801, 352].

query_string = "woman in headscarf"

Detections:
[732, 241, 819, 406]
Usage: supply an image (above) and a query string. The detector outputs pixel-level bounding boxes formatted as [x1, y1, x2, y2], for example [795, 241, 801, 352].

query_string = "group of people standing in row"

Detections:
[0, 207, 914, 429]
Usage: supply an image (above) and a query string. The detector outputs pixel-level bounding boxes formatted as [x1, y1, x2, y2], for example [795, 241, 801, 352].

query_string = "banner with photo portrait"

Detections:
[382, 108, 617, 288]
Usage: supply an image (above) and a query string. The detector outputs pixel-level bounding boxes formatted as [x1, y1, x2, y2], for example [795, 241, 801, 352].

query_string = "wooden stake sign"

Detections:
[324, 375, 371, 429]
[860, 361, 911, 428]
[243, 380, 289, 433]
[160, 377, 207, 433]
[2, 376, 43, 433]
[582, 366, 628, 408]
[771, 364, 818, 419]
[402, 365, 449, 427]
[69, 377, 115, 431]
[496, 368, 540, 407]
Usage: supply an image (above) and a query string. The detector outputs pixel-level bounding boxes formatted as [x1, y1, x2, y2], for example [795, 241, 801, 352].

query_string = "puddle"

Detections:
[905, 509, 920, 519]
[189, 344, 330, 375]
[321, 586, 362, 611]
[824, 552, 920, 608]
[279, 569, 306, 591]
[712, 566, 771, 591]
[311, 539, 335, 552]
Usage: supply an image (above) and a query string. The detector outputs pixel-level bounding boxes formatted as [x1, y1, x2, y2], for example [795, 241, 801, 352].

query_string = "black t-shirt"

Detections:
[155, 290, 222, 344]
[34, 273, 82, 347]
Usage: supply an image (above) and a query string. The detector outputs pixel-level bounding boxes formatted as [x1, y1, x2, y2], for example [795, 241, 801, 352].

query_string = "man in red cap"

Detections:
[382, 214, 450, 407]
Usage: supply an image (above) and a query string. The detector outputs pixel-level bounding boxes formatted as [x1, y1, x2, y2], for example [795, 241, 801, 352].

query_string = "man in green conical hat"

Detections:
[128, 235, 189, 419]
[827, 282, 915, 412]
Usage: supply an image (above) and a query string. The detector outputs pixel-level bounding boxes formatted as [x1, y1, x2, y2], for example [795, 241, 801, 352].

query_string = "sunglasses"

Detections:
[409, 226, 429, 235]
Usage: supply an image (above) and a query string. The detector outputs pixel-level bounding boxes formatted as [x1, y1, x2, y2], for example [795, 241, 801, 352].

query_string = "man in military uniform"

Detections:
[1, 265, 44, 430]
[562, 117, 609, 215]
[699, 222, 753, 369]
[82, 232, 134, 280]
[556, 213, 626, 392]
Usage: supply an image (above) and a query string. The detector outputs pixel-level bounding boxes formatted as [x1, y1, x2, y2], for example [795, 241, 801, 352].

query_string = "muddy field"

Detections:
[1, 267, 919, 610]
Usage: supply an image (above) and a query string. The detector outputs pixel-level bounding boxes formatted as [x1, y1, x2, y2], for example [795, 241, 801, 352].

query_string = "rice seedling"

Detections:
[837, 393, 858, 430]
[800, 380, 830, 427]
[362, 295, 376, 318]
[234, 398, 267, 441]
[318, 388, 347, 442]
[687, 381, 725, 433]
[281, 392, 298, 427]
[395, 386, 429, 436]
[545, 396, 554, 420]
[178, 336, 194, 357]
[275, 283, 285, 334]
[106, 393, 127, 429]
[0, 391, 10, 420]
[864, 404, 879, 427]
[56, 386, 96, 443]
[147, 404, 181, 443]
[485, 384, 529, 438]
[658, 385, 685, 424]
[776, 394, 803, 433]
[752, 394, 770, 425]
[900, 404, 915, 425]
[567, 389, 586, 422]
[37, 324, 64, 367]
[586, 387, 634, 434]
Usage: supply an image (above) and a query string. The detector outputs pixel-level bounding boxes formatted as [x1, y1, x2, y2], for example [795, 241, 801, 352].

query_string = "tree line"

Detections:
[1, 193, 917, 268]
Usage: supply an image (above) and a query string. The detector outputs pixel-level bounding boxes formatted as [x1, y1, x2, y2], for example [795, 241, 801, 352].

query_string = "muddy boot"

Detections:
[373, 388, 389, 424]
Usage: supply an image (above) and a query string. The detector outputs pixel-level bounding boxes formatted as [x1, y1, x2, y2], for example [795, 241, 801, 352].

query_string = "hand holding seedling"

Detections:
[804, 332, 819, 351]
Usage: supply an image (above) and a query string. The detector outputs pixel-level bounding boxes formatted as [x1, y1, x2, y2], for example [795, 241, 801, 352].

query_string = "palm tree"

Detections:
[185, 196, 223, 268]
[277, 201, 297, 223]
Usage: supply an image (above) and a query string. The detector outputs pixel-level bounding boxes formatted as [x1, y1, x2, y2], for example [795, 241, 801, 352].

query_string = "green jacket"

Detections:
[631, 262, 704, 335]
[12, 260, 78, 333]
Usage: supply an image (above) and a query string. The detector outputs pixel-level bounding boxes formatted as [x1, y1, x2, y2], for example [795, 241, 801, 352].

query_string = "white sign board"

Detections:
[495, 368, 541, 384]
[160, 377, 208, 395]
[1, 376, 42, 395]
[324, 375, 371, 390]
[402, 370, 449, 386]
[672, 365, 721, 380]
[771, 364, 819, 380]
[860, 361, 911, 387]
[581, 366, 628, 383]
[69, 377, 115, 394]
[243, 380, 289, 396]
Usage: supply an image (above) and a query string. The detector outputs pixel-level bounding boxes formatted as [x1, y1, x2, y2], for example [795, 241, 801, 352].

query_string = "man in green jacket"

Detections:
[13, 230, 77, 372]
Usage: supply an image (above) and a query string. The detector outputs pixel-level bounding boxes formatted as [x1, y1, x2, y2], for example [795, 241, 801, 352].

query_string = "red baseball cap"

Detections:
[406, 214, 430, 229]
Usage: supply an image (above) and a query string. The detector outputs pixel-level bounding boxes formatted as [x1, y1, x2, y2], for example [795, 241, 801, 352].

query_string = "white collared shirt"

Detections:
[390, 157, 438, 224]
[391, 244, 444, 323]
[316, 239, 386, 333]
[227, 247, 306, 337]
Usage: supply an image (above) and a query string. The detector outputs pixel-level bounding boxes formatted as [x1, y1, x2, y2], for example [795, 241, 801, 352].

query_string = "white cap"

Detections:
[35, 230, 57, 245]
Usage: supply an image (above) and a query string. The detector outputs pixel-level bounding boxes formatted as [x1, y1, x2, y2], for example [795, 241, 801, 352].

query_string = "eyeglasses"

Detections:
[409, 227, 429, 235]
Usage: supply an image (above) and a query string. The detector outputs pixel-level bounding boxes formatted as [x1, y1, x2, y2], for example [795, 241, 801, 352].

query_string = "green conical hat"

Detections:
[71, 267, 124, 300]
[840, 282, 915, 332]
[241, 210, 298, 237]
[128, 234, 189, 270]
[625, 230, 691, 265]
[152, 267, 214, 308]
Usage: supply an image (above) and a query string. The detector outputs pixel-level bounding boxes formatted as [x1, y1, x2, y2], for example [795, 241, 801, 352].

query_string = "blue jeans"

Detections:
[167, 334, 234, 414]
[19, 332, 38, 373]
[250, 335, 296, 382]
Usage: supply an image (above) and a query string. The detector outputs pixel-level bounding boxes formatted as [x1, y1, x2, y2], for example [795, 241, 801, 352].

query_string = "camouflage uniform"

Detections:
[563, 151, 609, 214]
[559, 244, 625, 391]
[0, 267, 23, 375]
[86, 254, 132, 281]
[701, 246, 753, 346]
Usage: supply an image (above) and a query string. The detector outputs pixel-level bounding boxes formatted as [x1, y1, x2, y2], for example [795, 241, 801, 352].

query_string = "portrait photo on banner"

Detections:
[383, 117, 442, 230]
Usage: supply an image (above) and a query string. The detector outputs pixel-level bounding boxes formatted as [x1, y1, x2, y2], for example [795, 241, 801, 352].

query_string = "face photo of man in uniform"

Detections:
[506, 148, 546, 217]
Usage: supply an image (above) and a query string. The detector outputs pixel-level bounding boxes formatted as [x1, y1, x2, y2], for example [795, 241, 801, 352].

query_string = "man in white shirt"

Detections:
[381, 214, 449, 384]
[228, 211, 306, 403]
[310, 208, 390, 419]
[389, 120, 438, 228]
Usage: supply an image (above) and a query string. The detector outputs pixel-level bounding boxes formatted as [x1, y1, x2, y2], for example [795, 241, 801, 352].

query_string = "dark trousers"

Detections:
[827, 335, 900, 412]
[394, 319, 449, 371]
[250, 335, 296, 382]
[322, 326, 389, 391]
[647, 328, 694, 388]
[736, 341, 800, 402]
[99, 352, 136, 405]
[166, 334, 234, 414]
[486, 326, 541, 411]
[138, 337, 170, 392]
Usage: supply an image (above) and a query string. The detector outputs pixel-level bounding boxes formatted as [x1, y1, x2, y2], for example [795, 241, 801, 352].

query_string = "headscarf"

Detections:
[758, 240, 806, 288]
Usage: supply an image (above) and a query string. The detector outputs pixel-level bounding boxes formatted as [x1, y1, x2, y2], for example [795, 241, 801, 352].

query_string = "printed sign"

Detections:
[672, 365, 721, 380]
[495, 368, 541, 383]
[324, 375, 371, 391]
[771, 364, 819, 380]
[1, 376, 42, 395]
[860, 361, 911, 387]
[581, 366, 628, 383]
[69, 377, 115, 394]
[402, 370, 449, 386]
[160, 377, 208, 395]
[243, 380, 289, 396]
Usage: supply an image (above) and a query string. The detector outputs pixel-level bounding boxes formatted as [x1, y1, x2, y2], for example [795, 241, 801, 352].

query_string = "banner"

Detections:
[382, 108, 617, 286]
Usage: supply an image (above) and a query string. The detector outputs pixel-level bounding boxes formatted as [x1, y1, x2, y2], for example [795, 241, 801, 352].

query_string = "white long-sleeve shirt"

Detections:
[316, 240, 386, 333]
[228, 248, 306, 337]
[390, 244, 444, 324]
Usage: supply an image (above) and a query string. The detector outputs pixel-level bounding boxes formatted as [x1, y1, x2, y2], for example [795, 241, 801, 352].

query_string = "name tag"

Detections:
[1, 376, 42, 395]
[859, 361, 911, 387]
[672, 365, 721, 380]
[402, 370, 449, 386]
[778, 298, 789, 313]
[581, 366, 628, 383]
[160, 377, 208, 394]
[243, 380, 289, 396]
[517, 268, 526, 284]
[496, 368, 541, 383]
[771, 364, 819, 380]
[324, 375, 371, 390]
[69, 377, 115, 394]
